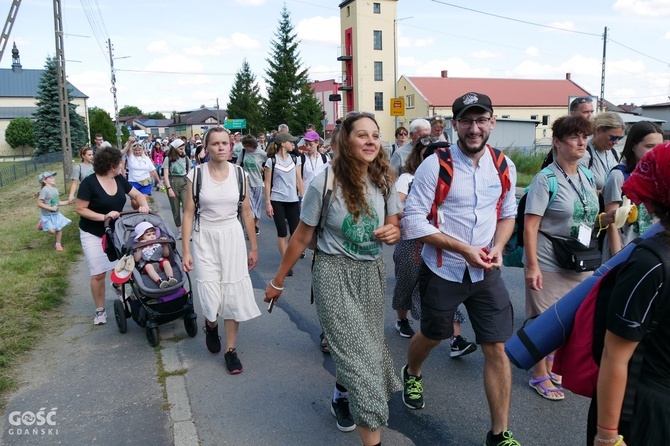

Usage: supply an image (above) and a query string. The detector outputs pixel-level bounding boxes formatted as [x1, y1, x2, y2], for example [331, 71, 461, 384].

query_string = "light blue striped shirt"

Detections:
[402, 143, 517, 283]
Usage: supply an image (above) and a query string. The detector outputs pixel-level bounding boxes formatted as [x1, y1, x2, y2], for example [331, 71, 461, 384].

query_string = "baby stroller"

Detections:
[105, 211, 197, 347]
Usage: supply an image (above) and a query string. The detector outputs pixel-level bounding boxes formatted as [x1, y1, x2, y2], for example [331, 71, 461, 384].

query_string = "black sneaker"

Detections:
[287, 268, 294, 277]
[300, 251, 306, 259]
[330, 397, 356, 432]
[203, 324, 221, 354]
[224, 348, 243, 374]
[485, 430, 521, 446]
[255, 226, 260, 235]
[395, 318, 415, 338]
[401, 364, 425, 410]
[450, 335, 477, 358]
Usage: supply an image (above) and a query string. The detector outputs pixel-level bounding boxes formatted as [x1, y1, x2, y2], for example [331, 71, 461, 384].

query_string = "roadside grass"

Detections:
[0, 163, 81, 408]
[505, 148, 547, 188]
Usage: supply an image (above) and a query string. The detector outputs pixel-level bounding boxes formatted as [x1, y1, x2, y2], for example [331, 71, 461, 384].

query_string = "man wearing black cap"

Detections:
[399, 92, 522, 446]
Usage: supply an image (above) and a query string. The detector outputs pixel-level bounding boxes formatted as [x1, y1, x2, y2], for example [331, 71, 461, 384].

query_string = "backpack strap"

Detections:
[586, 144, 595, 169]
[610, 147, 620, 163]
[310, 167, 335, 304]
[578, 164, 595, 188]
[538, 167, 559, 206]
[192, 165, 202, 232]
[235, 165, 246, 223]
[610, 163, 630, 181]
[487, 145, 511, 219]
[270, 155, 276, 190]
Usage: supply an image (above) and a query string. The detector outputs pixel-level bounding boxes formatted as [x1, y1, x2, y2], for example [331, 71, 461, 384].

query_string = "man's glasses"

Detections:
[609, 135, 624, 142]
[396, 132, 408, 136]
[346, 111, 375, 119]
[574, 97, 593, 104]
[457, 117, 491, 127]
[419, 136, 439, 146]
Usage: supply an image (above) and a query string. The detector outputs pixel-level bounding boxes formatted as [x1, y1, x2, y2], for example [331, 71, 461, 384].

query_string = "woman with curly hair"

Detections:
[265, 113, 402, 446]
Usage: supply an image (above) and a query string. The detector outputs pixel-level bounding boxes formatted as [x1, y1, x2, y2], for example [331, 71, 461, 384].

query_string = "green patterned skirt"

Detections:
[312, 253, 402, 430]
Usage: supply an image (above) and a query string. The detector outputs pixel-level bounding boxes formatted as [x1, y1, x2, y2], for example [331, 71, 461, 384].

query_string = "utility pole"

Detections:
[600, 27, 608, 113]
[53, 0, 72, 187]
[108, 38, 122, 149]
[0, 0, 21, 65]
[215, 98, 220, 125]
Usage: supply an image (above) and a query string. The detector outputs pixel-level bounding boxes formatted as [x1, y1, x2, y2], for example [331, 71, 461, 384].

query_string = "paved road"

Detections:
[1, 188, 590, 445]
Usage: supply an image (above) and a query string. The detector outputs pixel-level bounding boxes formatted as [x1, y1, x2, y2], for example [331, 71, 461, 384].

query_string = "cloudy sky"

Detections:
[8, 0, 670, 116]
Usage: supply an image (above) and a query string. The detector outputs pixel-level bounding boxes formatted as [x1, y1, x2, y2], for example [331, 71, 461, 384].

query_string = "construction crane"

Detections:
[0, 0, 21, 65]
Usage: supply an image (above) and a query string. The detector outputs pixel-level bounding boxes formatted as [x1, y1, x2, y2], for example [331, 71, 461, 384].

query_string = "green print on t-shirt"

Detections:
[341, 202, 380, 256]
[243, 157, 259, 174]
[570, 193, 599, 238]
[635, 203, 653, 234]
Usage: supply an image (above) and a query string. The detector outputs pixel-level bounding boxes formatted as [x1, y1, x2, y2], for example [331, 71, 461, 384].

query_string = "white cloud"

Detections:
[233, 0, 266, 5]
[308, 64, 341, 81]
[471, 50, 503, 59]
[410, 58, 491, 78]
[146, 40, 171, 55]
[144, 55, 204, 73]
[183, 34, 260, 57]
[525, 46, 540, 57]
[666, 30, 670, 39]
[544, 21, 576, 32]
[613, 0, 670, 16]
[398, 29, 434, 48]
[296, 16, 340, 45]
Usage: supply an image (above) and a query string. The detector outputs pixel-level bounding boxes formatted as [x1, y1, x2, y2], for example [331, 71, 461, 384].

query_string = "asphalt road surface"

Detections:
[1, 188, 590, 446]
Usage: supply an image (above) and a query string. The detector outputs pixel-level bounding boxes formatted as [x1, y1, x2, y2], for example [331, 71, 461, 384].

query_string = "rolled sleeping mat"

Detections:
[505, 221, 663, 370]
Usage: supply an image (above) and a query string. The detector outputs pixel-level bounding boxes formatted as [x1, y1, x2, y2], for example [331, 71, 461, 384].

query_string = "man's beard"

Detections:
[457, 132, 488, 155]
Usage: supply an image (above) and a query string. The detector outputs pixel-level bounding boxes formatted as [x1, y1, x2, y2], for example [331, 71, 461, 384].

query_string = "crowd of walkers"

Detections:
[46, 91, 670, 446]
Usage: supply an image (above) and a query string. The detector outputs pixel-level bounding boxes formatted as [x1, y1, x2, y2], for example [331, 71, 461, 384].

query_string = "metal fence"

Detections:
[0, 152, 64, 188]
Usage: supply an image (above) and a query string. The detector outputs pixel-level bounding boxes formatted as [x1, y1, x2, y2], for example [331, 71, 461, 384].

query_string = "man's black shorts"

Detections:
[419, 264, 514, 343]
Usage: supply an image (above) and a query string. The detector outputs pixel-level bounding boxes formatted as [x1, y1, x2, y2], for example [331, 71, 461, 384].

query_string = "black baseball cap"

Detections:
[452, 92, 493, 119]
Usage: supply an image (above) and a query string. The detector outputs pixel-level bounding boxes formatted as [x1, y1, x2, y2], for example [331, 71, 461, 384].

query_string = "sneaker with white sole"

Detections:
[395, 318, 415, 338]
[450, 335, 477, 358]
[330, 397, 356, 432]
[401, 364, 425, 409]
[94, 309, 107, 325]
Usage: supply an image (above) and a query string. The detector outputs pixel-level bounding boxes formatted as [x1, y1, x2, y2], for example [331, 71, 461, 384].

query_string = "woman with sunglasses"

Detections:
[387, 126, 408, 158]
[265, 113, 402, 446]
[580, 112, 625, 191]
[600, 121, 663, 261]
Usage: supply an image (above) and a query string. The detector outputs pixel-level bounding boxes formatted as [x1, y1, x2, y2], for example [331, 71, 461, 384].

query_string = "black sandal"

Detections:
[319, 332, 330, 354]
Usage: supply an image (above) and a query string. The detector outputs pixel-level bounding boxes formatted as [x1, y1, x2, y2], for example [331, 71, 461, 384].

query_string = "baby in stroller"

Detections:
[133, 221, 178, 289]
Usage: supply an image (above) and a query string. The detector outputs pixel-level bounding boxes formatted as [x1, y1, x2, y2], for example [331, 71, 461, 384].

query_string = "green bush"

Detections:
[504, 148, 548, 188]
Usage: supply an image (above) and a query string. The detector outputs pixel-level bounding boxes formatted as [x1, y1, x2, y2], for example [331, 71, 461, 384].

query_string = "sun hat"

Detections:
[38, 171, 57, 185]
[134, 221, 160, 242]
[303, 131, 320, 142]
[274, 132, 298, 145]
[110, 268, 132, 284]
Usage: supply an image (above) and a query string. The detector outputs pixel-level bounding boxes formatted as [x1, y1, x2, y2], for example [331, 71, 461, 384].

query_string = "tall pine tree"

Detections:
[264, 4, 324, 134]
[33, 57, 88, 155]
[226, 59, 264, 135]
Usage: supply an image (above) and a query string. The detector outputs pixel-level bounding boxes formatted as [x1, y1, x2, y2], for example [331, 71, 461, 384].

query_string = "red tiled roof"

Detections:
[407, 76, 592, 108]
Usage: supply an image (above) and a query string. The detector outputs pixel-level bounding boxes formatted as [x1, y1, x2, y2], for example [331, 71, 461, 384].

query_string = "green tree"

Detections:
[33, 57, 90, 155]
[145, 111, 166, 120]
[119, 105, 143, 117]
[88, 107, 117, 144]
[263, 4, 324, 134]
[226, 59, 264, 135]
[5, 117, 35, 155]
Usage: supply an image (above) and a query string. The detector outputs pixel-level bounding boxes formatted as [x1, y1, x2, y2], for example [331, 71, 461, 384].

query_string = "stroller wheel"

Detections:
[146, 326, 159, 347]
[184, 314, 198, 337]
[114, 300, 127, 334]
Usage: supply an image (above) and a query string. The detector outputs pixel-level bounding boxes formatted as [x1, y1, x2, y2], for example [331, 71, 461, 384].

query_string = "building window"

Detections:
[373, 30, 382, 50]
[374, 92, 383, 111]
[406, 94, 415, 109]
[373, 2, 381, 13]
[374, 61, 383, 81]
[346, 6, 350, 17]
[542, 115, 550, 126]
[530, 114, 538, 120]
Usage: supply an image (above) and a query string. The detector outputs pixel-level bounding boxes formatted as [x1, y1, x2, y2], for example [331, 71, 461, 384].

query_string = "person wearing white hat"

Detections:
[163, 138, 191, 239]
[132, 222, 178, 289]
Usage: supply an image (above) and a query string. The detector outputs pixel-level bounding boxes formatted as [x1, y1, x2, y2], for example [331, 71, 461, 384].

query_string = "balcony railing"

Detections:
[336, 45, 352, 61]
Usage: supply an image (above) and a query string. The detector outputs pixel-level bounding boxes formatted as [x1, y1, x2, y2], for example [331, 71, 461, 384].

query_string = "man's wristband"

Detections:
[166, 186, 172, 190]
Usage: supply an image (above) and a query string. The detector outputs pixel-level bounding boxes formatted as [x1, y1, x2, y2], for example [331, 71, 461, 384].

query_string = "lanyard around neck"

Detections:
[554, 161, 589, 213]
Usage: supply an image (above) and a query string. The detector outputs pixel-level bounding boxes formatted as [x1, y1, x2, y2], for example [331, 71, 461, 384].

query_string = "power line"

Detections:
[429, 0, 601, 37]
[608, 38, 669, 66]
[117, 68, 237, 76]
